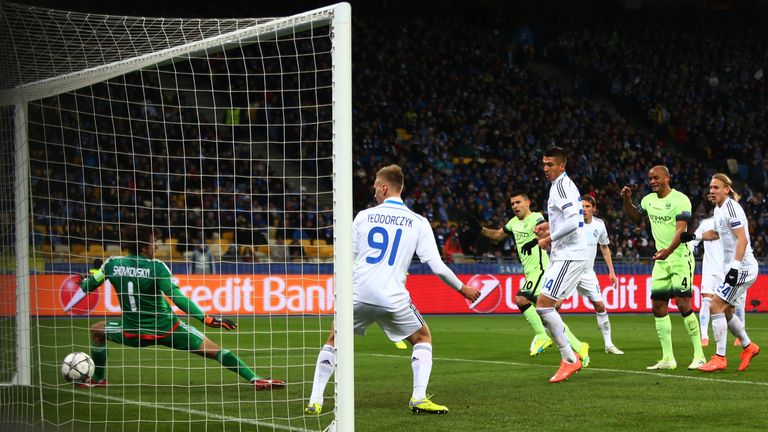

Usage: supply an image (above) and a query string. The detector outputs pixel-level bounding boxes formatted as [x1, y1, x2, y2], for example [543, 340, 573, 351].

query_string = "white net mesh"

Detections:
[1, 2, 350, 431]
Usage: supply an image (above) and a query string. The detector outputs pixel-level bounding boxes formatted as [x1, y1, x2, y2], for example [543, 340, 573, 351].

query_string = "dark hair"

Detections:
[580, 195, 596, 206]
[121, 224, 160, 255]
[509, 189, 529, 200]
[543, 146, 567, 163]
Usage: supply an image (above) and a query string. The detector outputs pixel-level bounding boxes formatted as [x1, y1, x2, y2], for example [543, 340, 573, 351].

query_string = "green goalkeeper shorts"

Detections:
[105, 320, 206, 351]
[650, 257, 694, 301]
[517, 270, 545, 303]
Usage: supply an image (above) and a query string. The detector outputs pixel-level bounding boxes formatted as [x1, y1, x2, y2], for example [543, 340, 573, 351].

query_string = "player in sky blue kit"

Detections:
[304, 165, 481, 415]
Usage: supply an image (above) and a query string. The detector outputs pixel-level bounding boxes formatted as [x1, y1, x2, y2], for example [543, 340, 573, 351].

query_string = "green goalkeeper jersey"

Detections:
[639, 189, 692, 262]
[80, 255, 205, 334]
[503, 212, 549, 277]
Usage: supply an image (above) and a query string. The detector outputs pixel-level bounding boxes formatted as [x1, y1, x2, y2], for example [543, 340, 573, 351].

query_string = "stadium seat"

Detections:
[87, 244, 105, 258]
[222, 231, 235, 242]
[105, 244, 122, 256]
[313, 239, 328, 246]
[70, 243, 86, 256]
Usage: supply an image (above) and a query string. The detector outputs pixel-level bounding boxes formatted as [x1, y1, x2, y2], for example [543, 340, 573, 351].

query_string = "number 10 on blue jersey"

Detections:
[366, 227, 402, 266]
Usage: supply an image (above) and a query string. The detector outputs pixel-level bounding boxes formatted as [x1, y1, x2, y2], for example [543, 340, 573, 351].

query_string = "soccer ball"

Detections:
[61, 352, 95, 383]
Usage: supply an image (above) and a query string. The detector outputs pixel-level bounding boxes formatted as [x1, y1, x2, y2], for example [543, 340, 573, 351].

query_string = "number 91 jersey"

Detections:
[352, 198, 442, 310]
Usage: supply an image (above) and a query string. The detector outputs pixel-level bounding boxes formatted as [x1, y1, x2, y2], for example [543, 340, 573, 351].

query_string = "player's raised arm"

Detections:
[621, 186, 644, 224]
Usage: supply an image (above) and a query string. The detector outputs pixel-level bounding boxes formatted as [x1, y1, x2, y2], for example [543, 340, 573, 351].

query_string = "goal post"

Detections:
[0, 2, 353, 431]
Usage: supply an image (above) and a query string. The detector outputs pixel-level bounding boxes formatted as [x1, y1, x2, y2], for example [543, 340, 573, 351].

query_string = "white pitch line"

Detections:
[367, 353, 768, 387]
[55, 386, 315, 432]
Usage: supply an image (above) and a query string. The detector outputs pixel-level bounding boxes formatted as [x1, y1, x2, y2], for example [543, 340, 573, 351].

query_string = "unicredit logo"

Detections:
[59, 275, 99, 315]
[466, 274, 501, 313]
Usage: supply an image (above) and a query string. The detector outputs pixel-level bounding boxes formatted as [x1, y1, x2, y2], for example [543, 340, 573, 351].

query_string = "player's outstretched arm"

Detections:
[620, 186, 643, 224]
[681, 229, 719, 243]
[459, 284, 481, 302]
[480, 226, 507, 242]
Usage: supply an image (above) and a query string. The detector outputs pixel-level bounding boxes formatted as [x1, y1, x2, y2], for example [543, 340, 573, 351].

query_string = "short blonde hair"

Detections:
[376, 164, 404, 192]
[712, 173, 741, 201]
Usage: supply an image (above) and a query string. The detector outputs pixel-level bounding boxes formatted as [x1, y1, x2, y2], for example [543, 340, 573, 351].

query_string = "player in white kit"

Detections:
[688, 214, 724, 347]
[533, 147, 590, 383]
[681, 173, 760, 371]
[578, 195, 623, 354]
[304, 165, 480, 415]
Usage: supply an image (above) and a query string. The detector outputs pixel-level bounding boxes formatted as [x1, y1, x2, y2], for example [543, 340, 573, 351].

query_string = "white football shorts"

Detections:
[353, 301, 425, 342]
[576, 270, 604, 303]
[715, 265, 758, 306]
[540, 259, 589, 301]
[700, 273, 723, 296]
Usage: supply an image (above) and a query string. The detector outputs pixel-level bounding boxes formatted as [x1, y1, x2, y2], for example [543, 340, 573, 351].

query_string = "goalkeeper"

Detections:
[65, 224, 284, 390]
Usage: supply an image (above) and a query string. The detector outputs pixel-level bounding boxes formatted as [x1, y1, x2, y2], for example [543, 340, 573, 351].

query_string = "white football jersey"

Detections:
[689, 217, 724, 276]
[713, 197, 757, 271]
[352, 197, 443, 310]
[547, 172, 587, 260]
[583, 217, 609, 269]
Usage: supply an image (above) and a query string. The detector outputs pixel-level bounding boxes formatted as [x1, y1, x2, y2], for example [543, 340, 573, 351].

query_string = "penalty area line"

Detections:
[55, 386, 314, 432]
[367, 353, 768, 387]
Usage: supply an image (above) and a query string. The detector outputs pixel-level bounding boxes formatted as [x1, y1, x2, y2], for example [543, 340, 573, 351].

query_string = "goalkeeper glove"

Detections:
[204, 316, 237, 330]
[679, 232, 696, 243]
[724, 268, 739, 288]
[520, 239, 538, 255]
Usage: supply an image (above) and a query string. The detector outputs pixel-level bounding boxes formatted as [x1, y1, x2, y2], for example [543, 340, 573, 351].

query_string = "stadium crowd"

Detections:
[28, 2, 768, 264]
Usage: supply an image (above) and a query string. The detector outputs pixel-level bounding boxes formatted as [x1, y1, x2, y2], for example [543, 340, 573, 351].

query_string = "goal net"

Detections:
[0, 2, 353, 431]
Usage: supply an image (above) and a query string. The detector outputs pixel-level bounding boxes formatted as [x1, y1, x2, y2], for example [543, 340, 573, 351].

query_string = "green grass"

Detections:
[2, 314, 768, 431]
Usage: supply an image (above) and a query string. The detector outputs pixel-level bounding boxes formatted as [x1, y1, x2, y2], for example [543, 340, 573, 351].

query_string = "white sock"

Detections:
[712, 313, 727, 356]
[596, 311, 613, 347]
[734, 300, 746, 328]
[309, 344, 336, 405]
[537, 307, 576, 363]
[699, 297, 711, 340]
[411, 343, 433, 401]
[727, 314, 751, 348]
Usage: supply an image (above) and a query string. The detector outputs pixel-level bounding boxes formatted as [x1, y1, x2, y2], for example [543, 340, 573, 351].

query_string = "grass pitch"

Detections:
[2, 314, 767, 431]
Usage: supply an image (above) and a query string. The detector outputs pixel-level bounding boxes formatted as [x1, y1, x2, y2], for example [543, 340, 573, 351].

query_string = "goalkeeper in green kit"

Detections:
[65, 224, 284, 390]
[621, 166, 706, 370]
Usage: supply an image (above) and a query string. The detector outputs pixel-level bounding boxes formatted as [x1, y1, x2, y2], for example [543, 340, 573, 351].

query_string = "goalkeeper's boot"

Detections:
[530, 335, 553, 357]
[549, 353, 582, 383]
[605, 345, 624, 355]
[305, 403, 322, 415]
[701, 338, 709, 347]
[253, 378, 286, 390]
[738, 343, 760, 371]
[409, 396, 449, 414]
[698, 355, 727, 372]
[577, 342, 590, 368]
[76, 378, 107, 389]
[394, 340, 408, 350]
